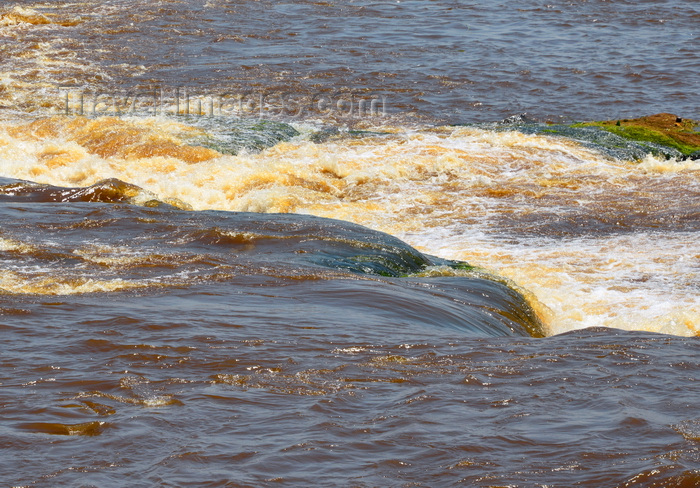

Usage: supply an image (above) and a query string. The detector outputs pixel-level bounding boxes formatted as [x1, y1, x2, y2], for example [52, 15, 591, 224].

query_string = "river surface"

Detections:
[1, 1, 699, 487]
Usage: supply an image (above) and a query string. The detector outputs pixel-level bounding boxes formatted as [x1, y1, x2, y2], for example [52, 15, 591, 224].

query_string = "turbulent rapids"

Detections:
[2, 2, 700, 486]
[0, 177, 546, 338]
[1, 114, 698, 336]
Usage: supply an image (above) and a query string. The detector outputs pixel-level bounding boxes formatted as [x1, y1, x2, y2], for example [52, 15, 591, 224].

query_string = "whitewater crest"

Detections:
[1, 113, 699, 337]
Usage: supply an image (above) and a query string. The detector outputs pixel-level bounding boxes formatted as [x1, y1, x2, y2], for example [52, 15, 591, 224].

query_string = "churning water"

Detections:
[1, 1, 699, 486]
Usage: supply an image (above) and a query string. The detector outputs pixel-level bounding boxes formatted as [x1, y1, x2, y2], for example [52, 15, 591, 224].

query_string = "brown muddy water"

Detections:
[1, 1, 700, 487]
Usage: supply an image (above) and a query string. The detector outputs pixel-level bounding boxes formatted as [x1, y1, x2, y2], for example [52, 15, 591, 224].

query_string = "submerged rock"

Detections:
[0, 177, 547, 338]
[498, 113, 540, 125]
[0, 177, 191, 209]
[309, 127, 393, 144]
[191, 119, 300, 155]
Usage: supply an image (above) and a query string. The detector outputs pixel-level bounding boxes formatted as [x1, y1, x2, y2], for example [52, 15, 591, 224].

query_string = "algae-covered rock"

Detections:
[532, 124, 685, 161]
[481, 113, 700, 162]
[573, 113, 700, 159]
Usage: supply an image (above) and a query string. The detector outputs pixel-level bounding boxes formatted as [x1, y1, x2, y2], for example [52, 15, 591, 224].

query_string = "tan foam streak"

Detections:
[8, 116, 220, 163]
[0, 270, 149, 295]
[0, 6, 52, 26]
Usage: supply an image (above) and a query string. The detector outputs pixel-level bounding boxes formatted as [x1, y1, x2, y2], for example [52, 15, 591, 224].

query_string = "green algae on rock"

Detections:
[484, 113, 700, 161]
[573, 113, 700, 159]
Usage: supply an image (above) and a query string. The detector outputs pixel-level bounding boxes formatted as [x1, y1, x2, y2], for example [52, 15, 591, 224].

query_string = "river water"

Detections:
[1, 1, 699, 487]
